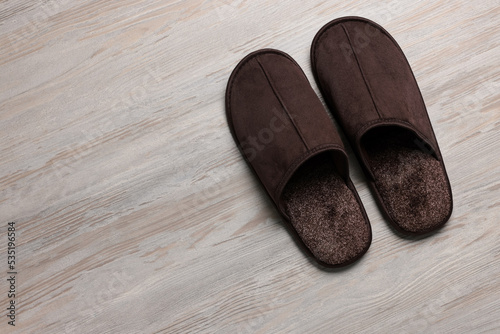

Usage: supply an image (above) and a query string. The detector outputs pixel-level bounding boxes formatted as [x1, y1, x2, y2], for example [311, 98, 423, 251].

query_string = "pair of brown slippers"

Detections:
[226, 17, 453, 267]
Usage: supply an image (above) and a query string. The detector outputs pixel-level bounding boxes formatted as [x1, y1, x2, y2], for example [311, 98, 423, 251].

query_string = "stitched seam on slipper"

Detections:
[255, 56, 310, 151]
[312, 18, 439, 151]
[227, 50, 293, 139]
[340, 23, 382, 119]
[228, 50, 309, 140]
[226, 50, 318, 204]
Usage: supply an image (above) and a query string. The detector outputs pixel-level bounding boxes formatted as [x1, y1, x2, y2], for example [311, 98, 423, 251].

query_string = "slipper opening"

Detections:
[281, 152, 370, 265]
[361, 126, 452, 233]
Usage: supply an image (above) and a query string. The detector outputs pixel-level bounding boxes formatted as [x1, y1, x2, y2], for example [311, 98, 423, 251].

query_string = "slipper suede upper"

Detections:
[311, 17, 453, 234]
[226, 49, 349, 218]
[226, 49, 372, 266]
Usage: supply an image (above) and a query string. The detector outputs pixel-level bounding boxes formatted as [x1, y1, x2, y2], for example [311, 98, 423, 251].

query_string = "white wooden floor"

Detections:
[0, 1, 499, 333]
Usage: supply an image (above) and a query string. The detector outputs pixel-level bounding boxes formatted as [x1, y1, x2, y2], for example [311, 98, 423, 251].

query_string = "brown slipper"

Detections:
[311, 17, 453, 235]
[226, 49, 371, 266]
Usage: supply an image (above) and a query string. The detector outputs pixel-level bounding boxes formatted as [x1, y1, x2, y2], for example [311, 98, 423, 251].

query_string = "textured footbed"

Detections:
[282, 153, 370, 266]
[362, 127, 452, 234]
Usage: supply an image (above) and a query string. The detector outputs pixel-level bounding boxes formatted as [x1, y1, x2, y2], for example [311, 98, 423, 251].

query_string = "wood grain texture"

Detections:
[0, 0, 499, 333]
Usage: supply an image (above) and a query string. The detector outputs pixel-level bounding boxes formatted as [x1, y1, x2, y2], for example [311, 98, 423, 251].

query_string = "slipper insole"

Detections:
[282, 153, 370, 265]
[362, 127, 452, 233]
